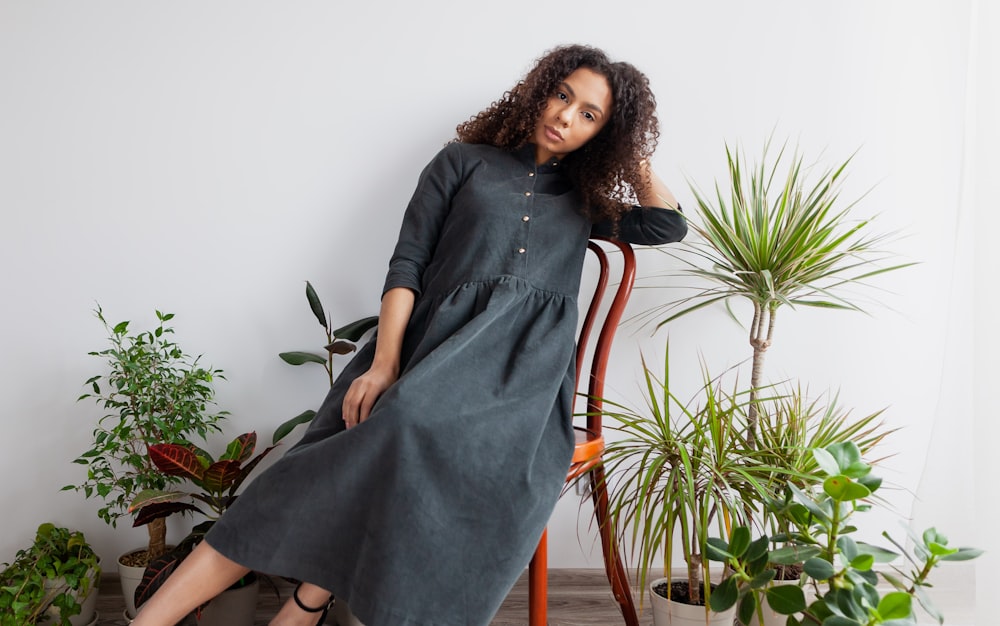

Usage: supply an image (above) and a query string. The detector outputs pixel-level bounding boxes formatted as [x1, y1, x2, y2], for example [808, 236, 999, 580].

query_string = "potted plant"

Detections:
[0, 523, 101, 626]
[643, 138, 912, 444]
[707, 442, 983, 625]
[273, 280, 377, 443]
[602, 350, 787, 625]
[128, 431, 276, 625]
[62, 307, 227, 617]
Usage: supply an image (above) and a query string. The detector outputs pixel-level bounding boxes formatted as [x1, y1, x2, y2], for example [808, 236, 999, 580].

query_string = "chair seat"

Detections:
[567, 427, 604, 482]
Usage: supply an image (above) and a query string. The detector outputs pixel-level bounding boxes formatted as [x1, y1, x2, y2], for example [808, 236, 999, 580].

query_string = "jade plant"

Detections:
[0, 523, 101, 626]
[706, 442, 982, 625]
[273, 281, 377, 443]
[63, 307, 227, 563]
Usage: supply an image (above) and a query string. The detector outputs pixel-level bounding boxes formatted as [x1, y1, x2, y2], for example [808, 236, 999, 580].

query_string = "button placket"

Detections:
[518, 167, 536, 260]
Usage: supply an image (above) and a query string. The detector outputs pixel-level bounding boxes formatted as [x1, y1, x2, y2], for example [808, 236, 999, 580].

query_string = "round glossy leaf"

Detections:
[803, 557, 835, 580]
[708, 576, 738, 612]
[705, 537, 732, 562]
[876, 592, 912, 619]
[823, 475, 870, 501]
[765, 584, 806, 614]
[729, 526, 751, 558]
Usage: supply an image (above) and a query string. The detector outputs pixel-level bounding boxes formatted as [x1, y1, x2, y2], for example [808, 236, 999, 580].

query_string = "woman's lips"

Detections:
[544, 126, 563, 142]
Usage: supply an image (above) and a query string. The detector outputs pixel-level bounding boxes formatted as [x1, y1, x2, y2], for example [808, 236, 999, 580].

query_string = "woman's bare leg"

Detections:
[131, 541, 250, 626]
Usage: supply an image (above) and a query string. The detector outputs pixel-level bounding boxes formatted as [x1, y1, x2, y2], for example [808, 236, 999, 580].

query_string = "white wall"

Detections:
[1, 0, 992, 590]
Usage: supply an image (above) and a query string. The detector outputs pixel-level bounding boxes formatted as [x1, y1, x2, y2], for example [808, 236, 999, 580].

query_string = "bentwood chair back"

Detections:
[527, 236, 639, 626]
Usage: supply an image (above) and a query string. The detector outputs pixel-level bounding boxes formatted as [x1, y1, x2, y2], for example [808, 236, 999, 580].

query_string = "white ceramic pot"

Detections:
[196, 576, 260, 626]
[649, 578, 737, 626]
[38, 562, 101, 626]
[117, 548, 147, 619]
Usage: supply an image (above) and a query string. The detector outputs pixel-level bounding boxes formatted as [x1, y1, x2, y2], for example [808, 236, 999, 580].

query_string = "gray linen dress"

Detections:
[206, 142, 687, 625]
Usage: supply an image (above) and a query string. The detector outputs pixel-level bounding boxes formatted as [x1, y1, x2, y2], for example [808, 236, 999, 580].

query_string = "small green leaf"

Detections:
[272, 410, 316, 444]
[279, 351, 327, 366]
[333, 315, 379, 341]
[306, 281, 328, 328]
[728, 526, 751, 558]
[823, 475, 870, 501]
[876, 591, 912, 619]
[708, 575, 738, 612]
[765, 584, 806, 615]
[802, 557, 835, 580]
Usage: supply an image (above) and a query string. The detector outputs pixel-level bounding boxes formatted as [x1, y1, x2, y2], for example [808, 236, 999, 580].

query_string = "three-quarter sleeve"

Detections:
[591, 205, 688, 245]
[382, 144, 465, 297]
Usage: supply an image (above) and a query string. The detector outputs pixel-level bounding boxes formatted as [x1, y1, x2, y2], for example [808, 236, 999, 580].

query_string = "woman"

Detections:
[132, 44, 686, 626]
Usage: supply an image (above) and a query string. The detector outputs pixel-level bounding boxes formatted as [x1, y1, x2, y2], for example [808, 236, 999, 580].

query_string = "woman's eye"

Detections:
[556, 91, 568, 101]
[583, 111, 595, 122]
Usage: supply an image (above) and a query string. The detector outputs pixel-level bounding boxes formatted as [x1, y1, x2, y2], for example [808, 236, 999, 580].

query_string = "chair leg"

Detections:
[591, 465, 639, 626]
[528, 529, 548, 626]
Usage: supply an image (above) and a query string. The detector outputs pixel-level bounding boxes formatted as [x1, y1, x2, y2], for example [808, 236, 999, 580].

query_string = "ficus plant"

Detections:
[273, 281, 378, 443]
[707, 442, 982, 625]
[63, 307, 227, 563]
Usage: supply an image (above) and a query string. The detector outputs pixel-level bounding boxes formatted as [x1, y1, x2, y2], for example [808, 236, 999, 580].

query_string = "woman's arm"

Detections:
[342, 287, 415, 428]
[591, 161, 687, 245]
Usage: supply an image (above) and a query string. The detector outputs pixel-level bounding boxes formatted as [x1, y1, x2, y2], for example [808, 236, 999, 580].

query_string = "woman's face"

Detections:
[532, 67, 613, 164]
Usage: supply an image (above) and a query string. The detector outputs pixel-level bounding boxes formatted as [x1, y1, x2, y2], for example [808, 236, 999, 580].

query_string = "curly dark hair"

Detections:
[455, 44, 659, 224]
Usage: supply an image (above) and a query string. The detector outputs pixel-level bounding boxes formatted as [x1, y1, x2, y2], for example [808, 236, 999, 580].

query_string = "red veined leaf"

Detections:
[149, 444, 206, 481]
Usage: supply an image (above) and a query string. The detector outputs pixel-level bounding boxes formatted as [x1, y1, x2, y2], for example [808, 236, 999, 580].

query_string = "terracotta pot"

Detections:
[649, 578, 736, 626]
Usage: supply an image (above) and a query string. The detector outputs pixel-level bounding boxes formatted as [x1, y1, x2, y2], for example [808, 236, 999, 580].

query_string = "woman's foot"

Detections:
[269, 582, 333, 626]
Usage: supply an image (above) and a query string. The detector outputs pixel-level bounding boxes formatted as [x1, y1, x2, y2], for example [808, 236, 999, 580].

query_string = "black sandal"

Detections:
[293, 583, 334, 625]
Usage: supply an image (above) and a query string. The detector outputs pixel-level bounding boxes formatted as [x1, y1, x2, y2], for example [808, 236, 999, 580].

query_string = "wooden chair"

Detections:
[528, 237, 639, 626]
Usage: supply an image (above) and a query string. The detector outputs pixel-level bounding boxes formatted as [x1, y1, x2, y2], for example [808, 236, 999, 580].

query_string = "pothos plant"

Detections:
[63, 307, 227, 563]
[273, 281, 377, 443]
[0, 523, 101, 626]
[706, 442, 983, 625]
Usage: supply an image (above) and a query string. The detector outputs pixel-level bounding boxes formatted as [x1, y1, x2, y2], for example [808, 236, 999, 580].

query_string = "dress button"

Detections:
[528, 172, 535, 177]
[518, 248, 526, 254]
[524, 192, 532, 197]
[522, 215, 530, 222]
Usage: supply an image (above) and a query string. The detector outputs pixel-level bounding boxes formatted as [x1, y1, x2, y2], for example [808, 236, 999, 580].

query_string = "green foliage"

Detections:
[602, 348, 793, 607]
[63, 307, 228, 558]
[707, 442, 983, 626]
[274, 281, 377, 443]
[129, 432, 274, 608]
[0, 524, 100, 626]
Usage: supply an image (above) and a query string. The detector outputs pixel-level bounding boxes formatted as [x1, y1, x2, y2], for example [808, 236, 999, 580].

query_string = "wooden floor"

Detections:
[94, 570, 655, 625]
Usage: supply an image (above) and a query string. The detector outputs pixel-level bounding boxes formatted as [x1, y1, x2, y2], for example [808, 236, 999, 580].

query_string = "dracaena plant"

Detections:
[63, 307, 227, 563]
[641, 139, 912, 443]
[706, 442, 982, 625]
[601, 348, 792, 609]
[128, 431, 275, 608]
[273, 281, 378, 443]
